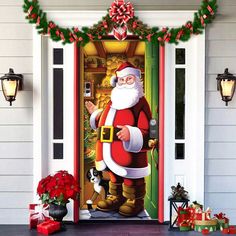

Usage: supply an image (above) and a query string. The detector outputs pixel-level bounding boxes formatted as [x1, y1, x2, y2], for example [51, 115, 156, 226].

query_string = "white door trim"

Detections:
[164, 35, 205, 220]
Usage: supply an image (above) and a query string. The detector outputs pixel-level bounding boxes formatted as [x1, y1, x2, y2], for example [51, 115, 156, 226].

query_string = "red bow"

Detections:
[113, 25, 127, 41]
[109, 0, 134, 25]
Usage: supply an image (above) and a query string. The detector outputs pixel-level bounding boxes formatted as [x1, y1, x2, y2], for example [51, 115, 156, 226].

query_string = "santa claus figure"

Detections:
[85, 62, 152, 216]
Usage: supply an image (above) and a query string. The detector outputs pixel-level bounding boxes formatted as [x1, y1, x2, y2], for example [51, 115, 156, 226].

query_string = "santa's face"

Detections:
[111, 75, 144, 110]
[117, 75, 136, 86]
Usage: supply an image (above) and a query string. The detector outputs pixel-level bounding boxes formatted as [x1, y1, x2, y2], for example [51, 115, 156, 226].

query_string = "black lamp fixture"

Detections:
[216, 68, 236, 106]
[0, 68, 23, 106]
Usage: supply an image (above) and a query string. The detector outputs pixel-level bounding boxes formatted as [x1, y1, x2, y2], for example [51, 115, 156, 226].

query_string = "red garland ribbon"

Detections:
[164, 33, 171, 42]
[28, 5, 33, 15]
[109, 0, 134, 25]
[36, 16, 40, 26]
[185, 22, 193, 32]
[200, 14, 207, 26]
[48, 21, 56, 35]
[146, 33, 153, 42]
[176, 29, 184, 40]
[207, 5, 214, 16]
[87, 33, 94, 40]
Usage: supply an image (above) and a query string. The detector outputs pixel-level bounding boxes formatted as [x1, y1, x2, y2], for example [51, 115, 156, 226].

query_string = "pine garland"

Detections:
[23, 0, 218, 46]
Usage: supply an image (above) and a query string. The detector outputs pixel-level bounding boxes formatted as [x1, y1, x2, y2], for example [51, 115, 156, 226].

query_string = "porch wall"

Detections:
[0, 0, 235, 224]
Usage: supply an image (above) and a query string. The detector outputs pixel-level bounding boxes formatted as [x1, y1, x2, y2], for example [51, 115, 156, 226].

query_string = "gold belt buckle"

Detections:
[100, 126, 114, 143]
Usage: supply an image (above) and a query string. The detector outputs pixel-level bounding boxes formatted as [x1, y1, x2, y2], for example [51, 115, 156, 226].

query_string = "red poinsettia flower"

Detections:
[37, 170, 80, 205]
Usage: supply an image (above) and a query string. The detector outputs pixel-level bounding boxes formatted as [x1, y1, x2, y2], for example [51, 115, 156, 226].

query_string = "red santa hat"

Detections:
[110, 62, 141, 87]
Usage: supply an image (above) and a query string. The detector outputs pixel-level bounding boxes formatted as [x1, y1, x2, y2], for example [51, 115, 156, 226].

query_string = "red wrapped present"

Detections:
[37, 220, 61, 235]
[229, 226, 236, 234]
[187, 207, 196, 229]
[214, 212, 229, 230]
[29, 204, 50, 229]
[195, 207, 211, 221]
[177, 207, 190, 226]
[222, 228, 230, 234]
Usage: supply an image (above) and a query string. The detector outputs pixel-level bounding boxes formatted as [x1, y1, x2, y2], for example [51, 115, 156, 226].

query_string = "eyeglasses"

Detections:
[117, 75, 135, 85]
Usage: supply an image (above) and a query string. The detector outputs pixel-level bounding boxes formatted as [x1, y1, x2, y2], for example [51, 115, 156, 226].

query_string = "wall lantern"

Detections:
[216, 68, 236, 106]
[0, 68, 23, 106]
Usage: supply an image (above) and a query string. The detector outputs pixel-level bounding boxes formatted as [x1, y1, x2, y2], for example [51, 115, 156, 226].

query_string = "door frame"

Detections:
[164, 36, 205, 221]
[33, 10, 202, 223]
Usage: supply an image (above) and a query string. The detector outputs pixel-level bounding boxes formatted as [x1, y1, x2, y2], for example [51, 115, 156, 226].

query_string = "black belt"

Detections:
[97, 126, 121, 143]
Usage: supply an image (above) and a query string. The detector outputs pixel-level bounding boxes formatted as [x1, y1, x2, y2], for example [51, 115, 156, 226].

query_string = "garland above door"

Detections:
[23, 0, 217, 46]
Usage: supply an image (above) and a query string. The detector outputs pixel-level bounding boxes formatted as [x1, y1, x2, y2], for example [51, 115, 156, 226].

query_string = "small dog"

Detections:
[86, 167, 109, 209]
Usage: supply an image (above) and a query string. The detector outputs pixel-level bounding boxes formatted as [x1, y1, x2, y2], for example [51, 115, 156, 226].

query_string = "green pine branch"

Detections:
[22, 0, 218, 46]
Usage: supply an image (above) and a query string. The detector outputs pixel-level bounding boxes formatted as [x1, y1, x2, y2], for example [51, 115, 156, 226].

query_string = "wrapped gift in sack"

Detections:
[179, 220, 191, 231]
[214, 212, 229, 230]
[195, 207, 211, 221]
[186, 207, 196, 229]
[194, 219, 218, 233]
[190, 201, 203, 210]
[37, 220, 61, 235]
[177, 207, 190, 226]
[29, 204, 50, 229]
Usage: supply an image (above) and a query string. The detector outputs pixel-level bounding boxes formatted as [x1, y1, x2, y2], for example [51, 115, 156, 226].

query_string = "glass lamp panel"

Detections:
[221, 79, 235, 97]
[3, 80, 17, 97]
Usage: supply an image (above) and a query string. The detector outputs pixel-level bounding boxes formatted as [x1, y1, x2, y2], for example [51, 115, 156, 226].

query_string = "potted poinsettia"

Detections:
[37, 170, 80, 221]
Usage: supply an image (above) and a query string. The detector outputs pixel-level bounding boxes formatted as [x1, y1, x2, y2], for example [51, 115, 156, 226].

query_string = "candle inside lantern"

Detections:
[221, 80, 235, 97]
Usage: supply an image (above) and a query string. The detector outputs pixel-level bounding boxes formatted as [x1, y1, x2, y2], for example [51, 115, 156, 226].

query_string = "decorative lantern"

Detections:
[216, 68, 236, 106]
[0, 68, 23, 106]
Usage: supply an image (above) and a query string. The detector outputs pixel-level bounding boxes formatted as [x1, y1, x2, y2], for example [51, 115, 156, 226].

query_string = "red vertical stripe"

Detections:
[158, 45, 165, 223]
[74, 43, 79, 223]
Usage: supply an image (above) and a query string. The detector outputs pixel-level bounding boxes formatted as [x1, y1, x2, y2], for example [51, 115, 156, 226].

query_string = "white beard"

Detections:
[111, 80, 144, 110]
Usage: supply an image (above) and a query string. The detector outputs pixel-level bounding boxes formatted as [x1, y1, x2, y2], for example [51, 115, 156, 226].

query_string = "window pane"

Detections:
[175, 68, 185, 139]
[176, 48, 185, 65]
[53, 68, 63, 139]
[175, 143, 185, 160]
[53, 48, 63, 65]
[53, 143, 63, 159]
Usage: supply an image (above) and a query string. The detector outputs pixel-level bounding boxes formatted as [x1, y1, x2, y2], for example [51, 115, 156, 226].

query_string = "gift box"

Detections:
[179, 221, 191, 231]
[184, 207, 196, 229]
[37, 220, 61, 235]
[194, 219, 218, 233]
[195, 208, 211, 221]
[29, 204, 50, 229]
[177, 207, 190, 226]
[229, 226, 236, 234]
[214, 212, 229, 230]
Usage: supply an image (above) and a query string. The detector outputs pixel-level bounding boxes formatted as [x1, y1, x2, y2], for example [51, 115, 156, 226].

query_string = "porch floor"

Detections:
[0, 223, 228, 236]
[79, 209, 151, 220]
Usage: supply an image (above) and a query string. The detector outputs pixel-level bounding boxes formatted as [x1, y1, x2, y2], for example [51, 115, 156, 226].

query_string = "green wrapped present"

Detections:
[180, 221, 191, 231]
[194, 219, 217, 233]
[214, 212, 229, 230]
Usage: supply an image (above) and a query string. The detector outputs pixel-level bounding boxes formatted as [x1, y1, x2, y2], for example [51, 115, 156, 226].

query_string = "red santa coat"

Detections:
[90, 96, 152, 179]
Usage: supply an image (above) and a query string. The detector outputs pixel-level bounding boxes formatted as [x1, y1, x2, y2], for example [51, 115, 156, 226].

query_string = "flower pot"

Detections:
[49, 203, 68, 222]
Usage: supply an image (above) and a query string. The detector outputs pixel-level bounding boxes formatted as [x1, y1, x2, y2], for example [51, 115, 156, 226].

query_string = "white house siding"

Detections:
[0, 0, 235, 224]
